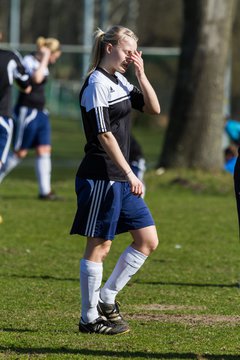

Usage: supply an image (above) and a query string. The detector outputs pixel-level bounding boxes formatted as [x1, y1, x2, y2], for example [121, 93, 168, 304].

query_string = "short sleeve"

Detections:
[115, 72, 144, 111]
[11, 51, 31, 89]
[23, 55, 49, 77]
[130, 86, 145, 111]
[81, 82, 109, 112]
[81, 82, 111, 135]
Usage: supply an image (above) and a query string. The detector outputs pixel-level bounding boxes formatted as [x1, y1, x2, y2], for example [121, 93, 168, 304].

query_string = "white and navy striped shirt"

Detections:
[77, 67, 144, 181]
[16, 53, 49, 110]
[0, 49, 30, 117]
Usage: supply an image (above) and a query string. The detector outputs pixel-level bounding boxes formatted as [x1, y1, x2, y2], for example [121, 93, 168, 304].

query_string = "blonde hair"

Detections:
[36, 36, 61, 53]
[87, 25, 138, 75]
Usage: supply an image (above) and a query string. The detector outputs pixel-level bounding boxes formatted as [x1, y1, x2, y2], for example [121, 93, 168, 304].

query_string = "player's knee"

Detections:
[36, 145, 51, 156]
[16, 150, 27, 159]
[148, 236, 159, 253]
[101, 242, 111, 261]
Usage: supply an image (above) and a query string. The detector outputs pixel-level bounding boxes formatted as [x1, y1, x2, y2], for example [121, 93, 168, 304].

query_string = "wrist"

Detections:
[125, 170, 132, 177]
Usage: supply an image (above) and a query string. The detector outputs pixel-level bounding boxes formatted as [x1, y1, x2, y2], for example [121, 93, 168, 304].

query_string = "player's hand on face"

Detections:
[40, 46, 51, 59]
[130, 50, 144, 76]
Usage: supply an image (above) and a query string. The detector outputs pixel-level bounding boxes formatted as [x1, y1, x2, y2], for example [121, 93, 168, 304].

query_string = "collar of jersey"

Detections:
[96, 67, 118, 84]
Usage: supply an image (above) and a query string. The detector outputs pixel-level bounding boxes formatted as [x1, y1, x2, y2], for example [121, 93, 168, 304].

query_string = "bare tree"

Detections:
[158, 0, 237, 171]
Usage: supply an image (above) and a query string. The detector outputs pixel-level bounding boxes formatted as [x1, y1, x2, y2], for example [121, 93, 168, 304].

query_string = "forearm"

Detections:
[137, 72, 160, 114]
[131, 50, 160, 115]
[98, 131, 144, 196]
[32, 53, 49, 83]
[98, 132, 131, 176]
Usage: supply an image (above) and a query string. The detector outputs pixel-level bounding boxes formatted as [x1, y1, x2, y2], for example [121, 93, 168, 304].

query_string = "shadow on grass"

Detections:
[0, 194, 72, 202]
[1, 328, 37, 333]
[0, 194, 36, 200]
[2, 274, 239, 288]
[0, 346, 239, 359]
[135, 280, 239, 289]
[3, 274, 79, 282]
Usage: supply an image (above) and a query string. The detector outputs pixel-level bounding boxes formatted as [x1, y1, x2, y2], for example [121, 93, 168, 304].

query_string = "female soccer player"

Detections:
[0, 37, 61, 200]
[0, 31, 31, 171]
[70, 25, 160, 335]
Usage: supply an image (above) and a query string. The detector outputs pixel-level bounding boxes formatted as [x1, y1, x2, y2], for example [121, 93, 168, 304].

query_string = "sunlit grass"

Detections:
[0, 116, 239, 359]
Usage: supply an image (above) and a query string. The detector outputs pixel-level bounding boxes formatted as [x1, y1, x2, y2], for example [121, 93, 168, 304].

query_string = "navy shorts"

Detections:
[13, 106, 51, 151]
[0, 116, 13, 164]
[70, 178, 155, 240]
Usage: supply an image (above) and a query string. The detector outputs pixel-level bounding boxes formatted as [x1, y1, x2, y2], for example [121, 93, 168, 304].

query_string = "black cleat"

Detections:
[79, 316, 129, 335]
[97, 301, 129, 330]
[38, 191, 63, 201]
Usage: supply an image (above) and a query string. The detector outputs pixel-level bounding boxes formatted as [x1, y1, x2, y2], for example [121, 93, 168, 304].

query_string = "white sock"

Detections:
[80, 259, 103, 323]
[100, 246, 147, 304]
[0, 152, 21, 183]
[35, 153, 51, 195]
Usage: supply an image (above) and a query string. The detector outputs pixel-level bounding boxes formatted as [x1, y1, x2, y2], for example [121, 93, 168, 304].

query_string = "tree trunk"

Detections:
[159, 0, 236, 171]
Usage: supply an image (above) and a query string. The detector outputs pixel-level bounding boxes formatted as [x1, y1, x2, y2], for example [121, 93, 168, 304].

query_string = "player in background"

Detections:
[70, 25, 160, 335]
[0, 36, 61, 200]
[0, 31, 31, 171]
[0, 30, 31, 223]
[129, 134, 146, 197]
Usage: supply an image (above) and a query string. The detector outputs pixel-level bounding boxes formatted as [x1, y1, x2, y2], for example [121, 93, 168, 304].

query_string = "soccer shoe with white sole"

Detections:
[79, 316, 129, 335]
[97, 301, 129, 330]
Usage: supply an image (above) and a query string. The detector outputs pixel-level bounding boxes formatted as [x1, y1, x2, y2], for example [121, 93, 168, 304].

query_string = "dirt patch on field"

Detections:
[135, 304, 207, 311]
[128, 304, 240, 326]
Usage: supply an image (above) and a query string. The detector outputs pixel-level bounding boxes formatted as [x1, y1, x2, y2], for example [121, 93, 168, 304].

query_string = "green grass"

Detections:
[0, 116, 240, 359]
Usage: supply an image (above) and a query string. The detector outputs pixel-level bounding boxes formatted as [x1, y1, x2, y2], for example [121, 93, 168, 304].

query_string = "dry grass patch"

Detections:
[128, 304, 240, 326]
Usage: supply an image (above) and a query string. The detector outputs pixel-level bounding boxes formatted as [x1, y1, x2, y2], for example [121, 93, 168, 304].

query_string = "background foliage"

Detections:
[1, 0, 240, 116]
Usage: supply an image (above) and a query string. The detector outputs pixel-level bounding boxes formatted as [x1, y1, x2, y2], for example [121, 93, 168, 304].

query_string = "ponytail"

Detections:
[36, 36, 61, 54]
[86, 25, 138, 76]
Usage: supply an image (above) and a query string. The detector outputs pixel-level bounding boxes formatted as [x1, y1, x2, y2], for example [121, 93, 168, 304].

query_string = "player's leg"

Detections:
[34, 110, 55, 199]
[71, 179, 129, 334]
[0, 149, 26, 182]
[79, 237, 112, 332]
[98, 227, 158, 316]
[130, 225, 159, 255]
[98, 186, 158, 325]
[35, 144, 52, 198]
[0, 117, 13, 172]
[0, 106, 36, 182]
[80, 237, 130, 334]
[0, 117, 22, 183]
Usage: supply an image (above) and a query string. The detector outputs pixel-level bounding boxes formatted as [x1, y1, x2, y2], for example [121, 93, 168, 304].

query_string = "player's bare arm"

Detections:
[98, 131, 143, 197]
[131, 50, 160, 115]
[33, 47, 51, 84]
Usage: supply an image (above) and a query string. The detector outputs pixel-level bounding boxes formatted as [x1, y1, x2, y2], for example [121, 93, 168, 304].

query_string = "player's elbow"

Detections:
[32, 74, 44, 84]
[24, 85, 32, 94]
[98, 131, 113, 141]
[143, 104, 161, 115]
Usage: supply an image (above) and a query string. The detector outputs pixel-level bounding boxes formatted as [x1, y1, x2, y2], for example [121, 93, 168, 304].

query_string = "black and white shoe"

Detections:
[97, 301, 129, 330]
[38, 191, 63, 201]
[79, 316, 129, 335]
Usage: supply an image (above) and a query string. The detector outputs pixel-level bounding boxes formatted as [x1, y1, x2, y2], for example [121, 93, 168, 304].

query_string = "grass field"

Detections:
[0, 116, 240, 360]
